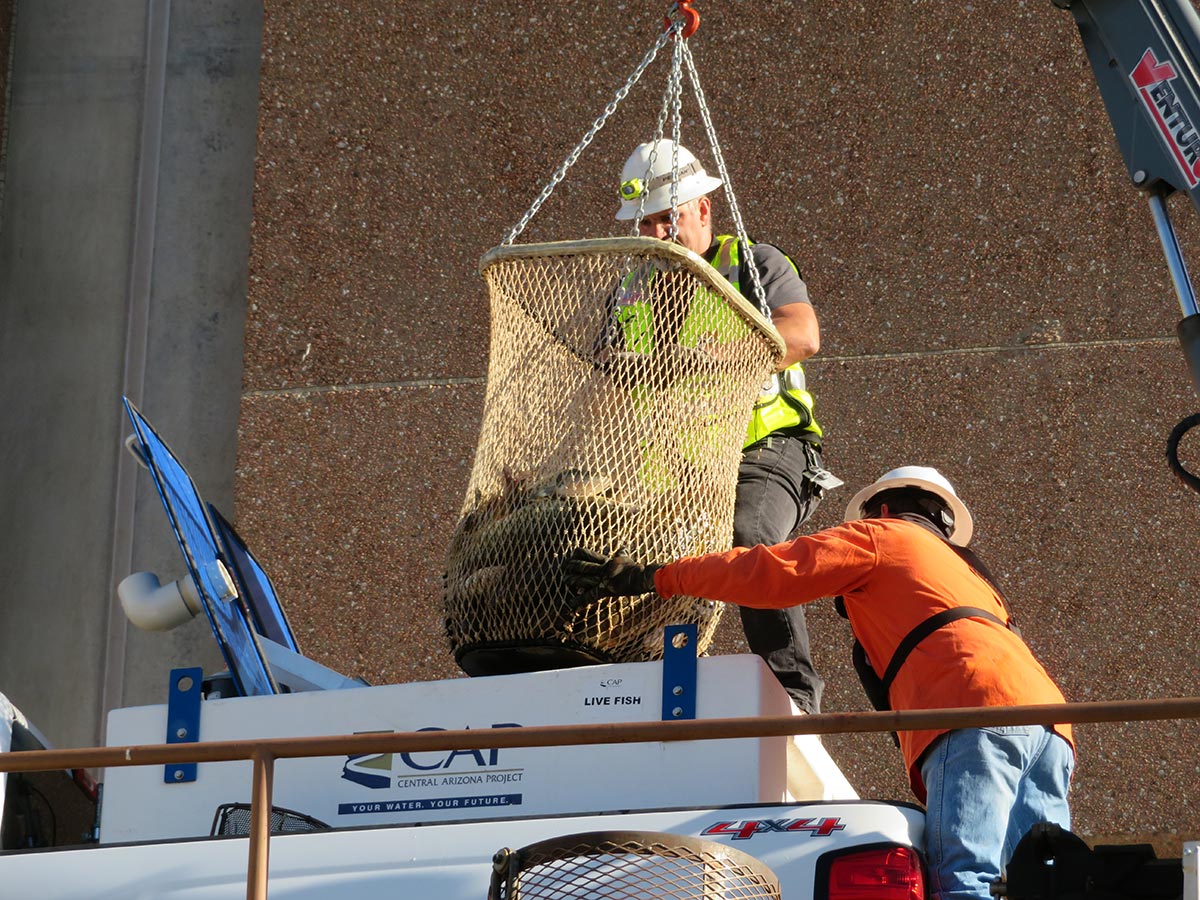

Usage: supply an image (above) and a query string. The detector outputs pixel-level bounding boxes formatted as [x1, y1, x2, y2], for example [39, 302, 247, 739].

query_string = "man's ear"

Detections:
[697, 194, 712, 225]
[877, 503, 890, 518]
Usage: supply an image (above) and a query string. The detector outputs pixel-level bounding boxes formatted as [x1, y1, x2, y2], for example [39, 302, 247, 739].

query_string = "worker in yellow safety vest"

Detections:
[606, 139, 842, 715]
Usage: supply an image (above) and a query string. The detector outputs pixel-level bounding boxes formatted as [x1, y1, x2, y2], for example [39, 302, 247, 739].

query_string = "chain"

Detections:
[632, 20, 685, 232]
[629, 21, 688, 242]
[502, 7, 772, 325]
[682, 42, 769, 319]
[503, 29, 675, 245]
[667, 33, 685, 241]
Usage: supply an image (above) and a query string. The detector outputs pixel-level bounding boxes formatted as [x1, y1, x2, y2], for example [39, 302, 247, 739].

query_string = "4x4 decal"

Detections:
[701, 817, 846, 840]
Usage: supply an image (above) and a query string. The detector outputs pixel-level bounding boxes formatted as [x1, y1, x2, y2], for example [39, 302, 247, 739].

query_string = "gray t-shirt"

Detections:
[705, 239, 810, 312]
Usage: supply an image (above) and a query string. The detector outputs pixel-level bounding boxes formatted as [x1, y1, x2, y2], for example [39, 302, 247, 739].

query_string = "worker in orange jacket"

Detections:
[563, 465, 1074, 900]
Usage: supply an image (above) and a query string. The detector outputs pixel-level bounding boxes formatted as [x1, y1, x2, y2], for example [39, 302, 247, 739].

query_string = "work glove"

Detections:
[562, 548, 660, 607]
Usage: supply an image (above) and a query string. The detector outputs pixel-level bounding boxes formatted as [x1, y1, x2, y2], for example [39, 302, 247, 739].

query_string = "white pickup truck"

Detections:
[0, 651, 926, 898]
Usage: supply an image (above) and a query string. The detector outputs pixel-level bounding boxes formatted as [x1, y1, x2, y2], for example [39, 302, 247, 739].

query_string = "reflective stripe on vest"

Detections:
[710, 235, 822, 446]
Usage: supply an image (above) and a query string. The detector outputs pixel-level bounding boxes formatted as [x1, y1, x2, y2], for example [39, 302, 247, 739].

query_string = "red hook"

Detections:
[663, 0, 700, 39]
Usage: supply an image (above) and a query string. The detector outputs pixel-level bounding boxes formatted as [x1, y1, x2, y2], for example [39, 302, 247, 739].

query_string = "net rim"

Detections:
[502, 829, 780, 882]
[478, 236, 787, 361]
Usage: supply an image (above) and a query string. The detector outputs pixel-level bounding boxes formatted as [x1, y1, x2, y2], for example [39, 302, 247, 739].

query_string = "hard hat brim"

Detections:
[614, 175, 724, 221]
[844, 474, 974, 546]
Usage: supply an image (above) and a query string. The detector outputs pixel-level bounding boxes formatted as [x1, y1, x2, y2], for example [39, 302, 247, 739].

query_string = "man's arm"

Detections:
[564, 522, 880, 610]
[654, 530, 868, 609]
[771, 301, 820, 369]
[744, 243, 820, 370]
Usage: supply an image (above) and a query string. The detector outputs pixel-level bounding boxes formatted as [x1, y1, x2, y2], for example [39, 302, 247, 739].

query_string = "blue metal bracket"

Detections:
[164, 666, 203, 784]
[661, 624, 698, 720]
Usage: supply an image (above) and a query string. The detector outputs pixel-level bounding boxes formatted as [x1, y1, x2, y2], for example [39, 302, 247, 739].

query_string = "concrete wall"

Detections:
[236, 1, 1200, 851]
[0, 0, 261, 749]
[0, 0, 11, 208]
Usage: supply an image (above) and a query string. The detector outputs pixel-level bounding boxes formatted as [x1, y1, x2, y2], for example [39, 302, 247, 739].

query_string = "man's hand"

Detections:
[562, 548, 660, 606]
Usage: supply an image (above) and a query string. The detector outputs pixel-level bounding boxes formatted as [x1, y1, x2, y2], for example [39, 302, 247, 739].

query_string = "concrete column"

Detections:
[0, 0, 262, 749]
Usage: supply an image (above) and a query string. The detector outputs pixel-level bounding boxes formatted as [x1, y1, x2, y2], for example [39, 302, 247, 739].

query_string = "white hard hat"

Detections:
[843, 465, 974, 546]
[615, 140, 724, 221]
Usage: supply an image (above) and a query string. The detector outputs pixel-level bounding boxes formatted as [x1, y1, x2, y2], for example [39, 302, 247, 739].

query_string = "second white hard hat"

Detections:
[843, 465, 974, 546]
[615, 139, 724, 221]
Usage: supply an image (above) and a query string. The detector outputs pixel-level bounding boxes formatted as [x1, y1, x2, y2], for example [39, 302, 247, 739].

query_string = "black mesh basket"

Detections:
[210, 802, 329, 837]
[489, 830, 781, 899]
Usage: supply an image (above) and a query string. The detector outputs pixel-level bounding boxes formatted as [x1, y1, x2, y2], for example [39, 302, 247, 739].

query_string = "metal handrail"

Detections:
[4, 697, 1199, 900]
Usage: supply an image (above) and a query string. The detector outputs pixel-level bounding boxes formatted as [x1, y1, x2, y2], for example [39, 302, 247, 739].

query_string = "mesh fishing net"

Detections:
[489, 830, 782, 900]
[444, 237, 783, 675]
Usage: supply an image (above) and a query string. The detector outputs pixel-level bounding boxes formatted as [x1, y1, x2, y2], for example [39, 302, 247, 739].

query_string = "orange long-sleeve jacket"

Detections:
[654, 516, 1073, 801]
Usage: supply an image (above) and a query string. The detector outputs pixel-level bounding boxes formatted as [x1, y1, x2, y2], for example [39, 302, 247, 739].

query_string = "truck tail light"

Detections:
[825, 845, 925, 900]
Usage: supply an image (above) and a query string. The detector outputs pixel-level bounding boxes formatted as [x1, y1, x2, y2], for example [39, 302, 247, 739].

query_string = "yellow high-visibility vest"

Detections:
[615, 235, 822, 447]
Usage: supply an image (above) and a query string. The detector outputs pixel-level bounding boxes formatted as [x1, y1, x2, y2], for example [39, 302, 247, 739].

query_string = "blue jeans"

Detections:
[920, 726, 1074, 900]
[733, 434, 827, 714]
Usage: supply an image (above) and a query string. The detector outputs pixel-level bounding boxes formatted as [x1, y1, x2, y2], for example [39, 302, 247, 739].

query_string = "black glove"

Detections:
[562, 548, 660, 606]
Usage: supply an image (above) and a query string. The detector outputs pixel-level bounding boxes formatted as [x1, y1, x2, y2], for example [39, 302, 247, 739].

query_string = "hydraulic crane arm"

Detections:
[1055, 0, 1200, 493]
[1055, 0, 1200, 385]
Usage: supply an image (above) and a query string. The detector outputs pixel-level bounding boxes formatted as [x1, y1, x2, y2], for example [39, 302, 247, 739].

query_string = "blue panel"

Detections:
[124, 399, 277, 697]
[209, 504, 300, 653]
[661, 623, 698, 721]
[164, 667, 203, 784]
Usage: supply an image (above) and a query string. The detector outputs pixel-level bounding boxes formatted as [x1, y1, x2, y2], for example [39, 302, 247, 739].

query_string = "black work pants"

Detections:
[732, 433, 827, 714]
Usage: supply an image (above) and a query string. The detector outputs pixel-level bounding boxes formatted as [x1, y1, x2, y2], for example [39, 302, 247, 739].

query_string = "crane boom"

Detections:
[1055, 0, 1200, 394]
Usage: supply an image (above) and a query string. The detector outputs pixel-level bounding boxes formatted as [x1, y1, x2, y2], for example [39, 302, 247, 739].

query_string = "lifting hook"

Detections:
[664, 0, 700, 39]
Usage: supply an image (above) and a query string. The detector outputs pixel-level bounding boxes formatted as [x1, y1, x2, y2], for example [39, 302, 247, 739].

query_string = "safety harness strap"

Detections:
[835, 537, 1020, 724]
[879, 606, 1007, 696]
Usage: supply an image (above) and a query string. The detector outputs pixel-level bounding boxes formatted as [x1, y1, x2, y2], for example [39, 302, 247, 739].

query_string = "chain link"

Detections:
[632, 21, 685, 232]
[504, 10, 771, 323]
[667, 34, 685, 241]
[502, 28, 675, 245]
[682, 43, 769, 319]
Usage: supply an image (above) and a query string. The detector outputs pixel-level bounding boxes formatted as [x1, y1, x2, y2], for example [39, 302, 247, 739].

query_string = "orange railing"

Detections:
[2, 697, 1199, 900]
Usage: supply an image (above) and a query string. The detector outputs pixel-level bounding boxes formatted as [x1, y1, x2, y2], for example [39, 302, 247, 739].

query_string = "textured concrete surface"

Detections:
[240, 1, 1200, 849]
[0, 0, 10, 201]
[0, 0, 261, 749]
